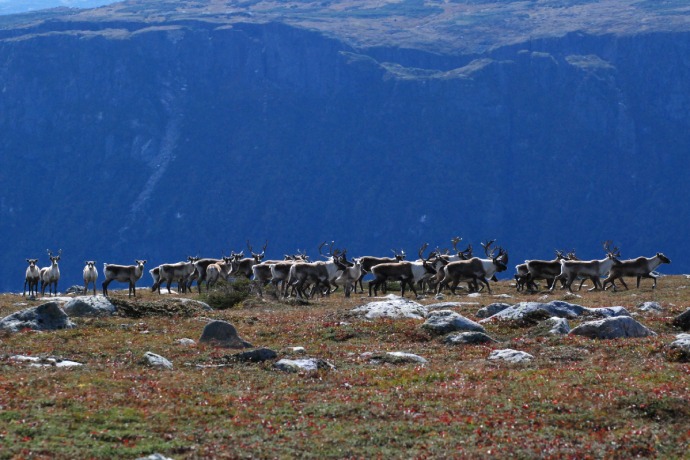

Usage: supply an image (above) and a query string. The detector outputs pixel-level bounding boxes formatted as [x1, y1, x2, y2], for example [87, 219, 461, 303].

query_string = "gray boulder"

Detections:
[638, 301, 663, 313]
[426, 302, 464, 311]
[63, 296, 116, 317]
[672, 308, 690, 331]
[199, 321, 253, 348]
[488, 349, 534, 363]
[587, 306, 631, 318]
[143, 352, 173, 370]
[350, 295, 427, 320]
[274, 358, 335, 372]
[421, 310, 485, 335]
[669, 335, 690, 361]
[482, 301, 588, 322]
[476, 303, 512, 318]
[570, 316, 656, 339]
[545, 317, 571, 335]
[175, 338, 196, 346]
[0, 302, 76, 332]
[443, 331, 498, 345]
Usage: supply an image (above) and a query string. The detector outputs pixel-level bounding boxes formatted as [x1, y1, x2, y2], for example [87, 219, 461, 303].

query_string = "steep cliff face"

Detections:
[1, 11, 689, 290]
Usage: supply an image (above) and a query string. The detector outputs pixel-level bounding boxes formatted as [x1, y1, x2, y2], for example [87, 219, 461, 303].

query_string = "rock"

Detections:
[136, 454, 174, 460]
[426, 302, 464, 311]
[10, 355, 83, 367]
[65, 285, 86, 295]
[672, 308, 690, 331]
[363, 351, 428, 364]
[143, 352, 173, 370]
[638, 301, 663, 312]
[443, 331, 498, 345]
[233, 347, 278, 363]
[421, 310, 485, 335]
[176, 298, 213, 311]
[199, 320, 253, 348]
[488, 349, 534, 363]
[0, 302, 76, 332]
[476, 303, 512, 318]
[175, 338, 196, 346]
[545, 317, 570, 335]
[274, 358, 335, 372]
[570, 316, 656, 339]
[668, 336, 690, 361]
[586, 306, 631, 318]
[285, 346, 307, 354]
[350, 296, 427, 320]
[63, 296, 116, 317]
[482, 301, 588, 322]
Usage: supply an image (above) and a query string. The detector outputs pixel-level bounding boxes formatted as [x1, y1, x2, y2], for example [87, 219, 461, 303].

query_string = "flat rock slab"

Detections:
[0, 301, 76, 332]
[570, 316, 656, 339]
[488, 349, 534, 363]
[63, 296, 116, 317]
[638, 301, 663, 312]
[274, 358, 335, 372]
[422, 310, 485, 335]
[10, 355, 83, 368]
[476, 303, 512, 318]
[351, 296, 427, 320]
[199, 320, 253, 348]
[363, 351, 428, 364]
[481, 301, 630, 323]
[443, 331, 497, 345]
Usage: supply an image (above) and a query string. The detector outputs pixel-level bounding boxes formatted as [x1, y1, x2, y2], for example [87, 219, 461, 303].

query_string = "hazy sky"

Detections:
[0, 0, 118, 15]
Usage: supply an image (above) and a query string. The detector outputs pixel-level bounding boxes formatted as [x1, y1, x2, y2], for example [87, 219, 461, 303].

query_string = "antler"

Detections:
[418, 242, 429, 260]
[481, 240, 496, 258]
[246, 240, 253, 254]
[451, 236, 462, 253]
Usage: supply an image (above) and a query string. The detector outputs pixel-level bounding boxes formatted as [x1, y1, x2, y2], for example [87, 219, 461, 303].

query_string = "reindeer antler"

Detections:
[481, 240, 496, 258]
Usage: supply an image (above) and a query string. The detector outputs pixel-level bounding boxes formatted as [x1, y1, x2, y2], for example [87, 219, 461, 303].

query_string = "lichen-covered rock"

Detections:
[143, 352, 173, 370]
[63, 296, 116, 317]
[0, 302, 76, 332]
[443, 331, 497, 345]
[10, 355, 83, 368]
[482, 301, 588, 322]
[672, 308, 690, 331]
[476, 303, 512, 318]
[421, 310, 485, 335]
[350, 295, 427, 320]
[638, 301, 663, 312]
[668, 336, 690, 361]
[488, 349, 534, 363]
[363, 351, 428, 364]
[199, 320, 253, 348]
[274, 358, 335, 372]
[570, 316, 656, 339]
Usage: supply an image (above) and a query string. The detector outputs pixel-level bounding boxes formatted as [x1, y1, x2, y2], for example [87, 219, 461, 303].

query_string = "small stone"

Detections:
[488, 349, 534, 363]
[199, 320, 253, 348]
[143, 352, 173, 370]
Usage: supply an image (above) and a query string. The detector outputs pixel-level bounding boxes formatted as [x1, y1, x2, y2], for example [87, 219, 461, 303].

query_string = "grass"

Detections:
[1, 276, 689, 458]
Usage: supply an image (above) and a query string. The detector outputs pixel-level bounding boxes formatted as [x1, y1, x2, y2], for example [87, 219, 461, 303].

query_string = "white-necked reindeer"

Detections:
[83, 260, 98, 295]
[551, 241, 621, 292]
[23, 258, 40, 297]
[40, 249, 61, 296]
[102, 260, 147, 297]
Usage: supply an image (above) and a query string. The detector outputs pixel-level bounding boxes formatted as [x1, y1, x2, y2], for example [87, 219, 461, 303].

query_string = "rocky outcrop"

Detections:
[570, 317, 656, 339]
[0, 302, 76, 332]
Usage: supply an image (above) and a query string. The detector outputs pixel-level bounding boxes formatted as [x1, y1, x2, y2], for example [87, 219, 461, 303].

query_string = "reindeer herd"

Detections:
[22, 239, 671, 299]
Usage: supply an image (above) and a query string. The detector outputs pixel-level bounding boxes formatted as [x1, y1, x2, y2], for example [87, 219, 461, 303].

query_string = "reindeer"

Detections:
[102, 260, 147, 297]
[426, 238, 473, 292]
[368, 244, 436, 298]
[283, 242, 346, 299]
[153, 257, 199, 294]
[252, 252, 308, 297]
[551, 241, 621, 292]
[232, 240, 268, 278]
[190, 256, 224, 293]
[40, 249, 61, 296]
[333, 254, 362, 298]
[83, 261, 98, 295]
[602, 252, 671, 291]
[205, 256, 235, 289]
[436, 241, 508, 295]
[355, 248, 407, 294]
[23, 258, 40, 297]
[271, 252, 310, 297]
[515, 250, 568, 292]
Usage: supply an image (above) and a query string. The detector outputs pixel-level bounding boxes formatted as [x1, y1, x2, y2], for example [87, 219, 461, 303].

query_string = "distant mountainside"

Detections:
[1, 0, 689, 291]
[0, 0, 116, 15]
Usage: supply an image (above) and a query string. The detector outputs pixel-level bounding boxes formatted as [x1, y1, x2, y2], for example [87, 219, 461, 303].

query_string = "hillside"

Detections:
[1, 0, 690, 290]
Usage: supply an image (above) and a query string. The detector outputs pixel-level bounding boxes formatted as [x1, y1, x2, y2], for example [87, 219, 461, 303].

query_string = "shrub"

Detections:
[200, 277, 251, 309]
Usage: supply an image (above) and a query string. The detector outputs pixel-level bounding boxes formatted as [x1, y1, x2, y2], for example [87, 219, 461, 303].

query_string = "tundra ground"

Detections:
[1, 277, 689, 459]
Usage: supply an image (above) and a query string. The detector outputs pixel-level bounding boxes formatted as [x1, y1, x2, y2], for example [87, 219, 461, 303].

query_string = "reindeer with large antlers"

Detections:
[515, 249, 571, 292]
[232, 240, 268, 278]
[354, 248, 407, 294]
[551, 241, 621, 292]
[436, 240, 508, 295]
[368, 244, 436, 298]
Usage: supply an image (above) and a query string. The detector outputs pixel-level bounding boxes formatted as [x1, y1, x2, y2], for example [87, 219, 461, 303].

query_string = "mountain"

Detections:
[1, 0, 689, 292]
[0, 1, 117, 15]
